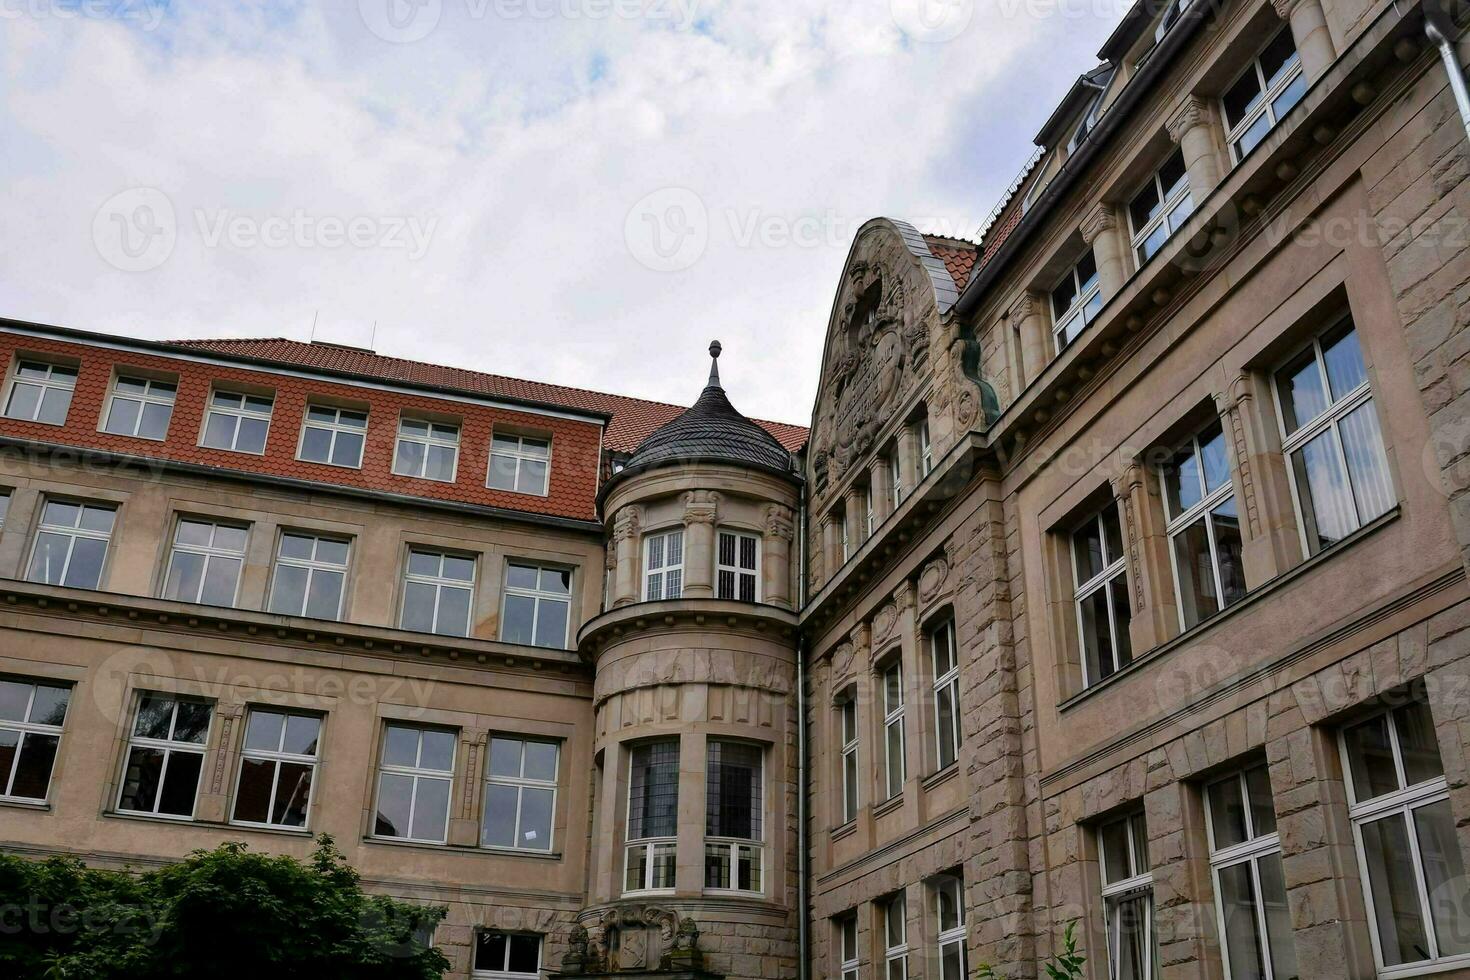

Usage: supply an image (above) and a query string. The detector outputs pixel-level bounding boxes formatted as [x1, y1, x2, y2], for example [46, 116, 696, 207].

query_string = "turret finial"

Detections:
[708, 340, 722, 388]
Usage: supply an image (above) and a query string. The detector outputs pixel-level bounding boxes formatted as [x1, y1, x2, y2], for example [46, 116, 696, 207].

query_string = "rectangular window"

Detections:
[0, 491, 10, 529]
[118, 693, 211, 819]
[26, 499, 116, 591]
[644, 529, 685, 601]
[400, 549, 475, 638]
[918, 420, 933, 477]
[1073, 504, 1132, 688]
[481, 736, 558, 852]
[838, 915, 859, 980]
[883, 892, 908, 980]
[881, 661, 905, 800]
[705, 740, 763, 892]
[500, 562, 571, 649]
[1100, 811, 1157, 980]
[929, 620, 961, 772]
[373, 723, 456, 844]
[298, 405, 367, 468]
[0, 677, 70, 803]
[393, 418, 459, 482]
[1205, 763, 1298, 980]
[1051, 249, 1103, 351]
[201, 391, 273, 454]
[103, 375, 175, 440]
[162, 518, 248, 608]
[1223, 27, 1306, 162]
[1163, 420, 1246, 630]
[865, 487, 876, 538]
[1275, 319, 1394, 555]
[1129, 147, 1194, 265]
[473, 931, 542, 980]
[1342, 694, 1470, 972]
[935, 875, 967, 980]
[840, 509, 851, 563]
[717, 529, 759, 602]
[625, 740, 679, 893]
[840, 696, 859, 825]
[889, 452, 904, 508]
[232, 709, 320, 829]
[4, 360, 76, 425]
[268, 532, 349, 620]
[488, 434, 551, 496]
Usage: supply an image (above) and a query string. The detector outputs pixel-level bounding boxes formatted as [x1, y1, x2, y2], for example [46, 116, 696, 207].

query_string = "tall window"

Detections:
[0, 492, 10, 530]
[1073, 504, 1132, 688]
[118, 693, 211, 819]
[298, 405, 367, 468]
[644, 529, 684, 601]
[26, 500, 116, 591]
[374, 723, 456, 844]
[935, 875, 968, 980]
[1223, 28, 1305, 162]
[0, 677, 69, 803]
[883, 892, 908, 980]
[482, 737, 558, 852]
[1099, 811, 1157, 980]
[1275, 319, 1393, 555]
[839, 509, 851, 563]
[865, 487, 877, 538]
[889, 452, 904, 508]
[717, 529, 759, 602]
[163, 518, 248, 607]
[1129, 148, 1194, 265]
[929, 620, 961, 771]
[394, 418, 459, 482]
[625, 740, 679, 893]
[839, 695, 859, 825]
[268, 533, 349, 620]
[473, 932, 542, 980]
[103, 375, 175, 440]
[705, 740, 763, 892]
[232, 709, 320, 829]
[201, 391, 273, 454]
[838, 915, 859, 980]
[1051, 249, 1102, 351]
[488, 434, 551, 496]
[500, 562, 571, 649]
[1205, 763, 1297, 980]
[881, 661, 905, 801]
[4, 360, 76, 424]
[1163, 420, 1246, 630]
[400, 549, 475, 637]
[1342, 694, 1470, 971]
[918, 420, 933, 477]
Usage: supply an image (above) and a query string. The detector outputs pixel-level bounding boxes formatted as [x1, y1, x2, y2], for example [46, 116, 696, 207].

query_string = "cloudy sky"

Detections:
[0, 0, 1124, 425]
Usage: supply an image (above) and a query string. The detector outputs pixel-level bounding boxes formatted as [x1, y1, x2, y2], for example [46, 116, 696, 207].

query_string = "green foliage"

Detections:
[975, 920, 1086, 980]
[0, 836, 449, 980]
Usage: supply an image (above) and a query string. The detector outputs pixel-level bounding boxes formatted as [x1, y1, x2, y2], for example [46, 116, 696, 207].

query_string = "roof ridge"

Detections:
[922, 232, 980, 249]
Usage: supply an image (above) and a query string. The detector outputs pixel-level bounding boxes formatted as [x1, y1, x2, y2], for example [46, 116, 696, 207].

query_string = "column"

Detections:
[868, 455, 893, 524]
[896, 424, 919, 504]
[1274, 0, 1336, 82]
[1080, 203, 1128, 299]
[762, 504, 796, 608]
[1009, 291, 1049, 385]
[612, 506, 641, 608]
[682, 490, 719, 599]
[1112, 463, 1176, 656]
[1166, 95, 1225, 203]
[674, 731, 708, 896]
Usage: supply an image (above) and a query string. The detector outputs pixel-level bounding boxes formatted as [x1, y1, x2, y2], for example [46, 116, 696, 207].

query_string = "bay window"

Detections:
[4, 360, 75, 424]
[704, 739, 763, 893]
[1163, 420, 1246, 630]
[625, 740, 679, 893]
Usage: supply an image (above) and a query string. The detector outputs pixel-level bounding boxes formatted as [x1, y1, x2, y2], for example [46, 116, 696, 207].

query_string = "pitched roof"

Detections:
[163, 337, 808, 455]
[922, 234, 980, 291]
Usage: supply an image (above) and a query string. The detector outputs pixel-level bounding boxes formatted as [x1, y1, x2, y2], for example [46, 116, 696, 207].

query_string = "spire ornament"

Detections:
[708, 339, 722, 388]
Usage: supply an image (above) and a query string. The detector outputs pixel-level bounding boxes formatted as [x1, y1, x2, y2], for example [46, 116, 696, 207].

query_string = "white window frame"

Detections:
[103, 375, 176, 440]
[881, 660, 905, 801]
[201, 390, 274, 454]
[4, 360, 76, 424]
[0, 678, 69, 803]
[839, 695, 859, 825]
[1204, 766, 1292, 980]
[1099, 811, 1156, 980]
[25, 499, 115, 590]
[1051, 250, 1102, 353]
[162, 518, 249, 608]
[929, 620, 962, 772]
[372, 723, 456, 845]
[392, 416, 460, 482]
[1223, 27, 1304, 164]
[704, 739, 765, 895]
[839, 915, 859, 980]
[918, 420, 933, 477]
[889, 452, 904, 508]
[624, 740, 680, 895]
[230, 708, 320, 830]
[1073, 507, 1131, 688]
[472, 931, 543, 980]
[0, 491, 10, 530]
[117, 694, 211, 820]
[840, 512, 851, 563]
[883, 892, 908, 980]
[934, 876, 968, 980]
[643, 528, 685, 601]
[1127, 149, 1194, 266]
[716, 528, 760, 603]
[267, 532, 350, 620]
[1162, 423, 1242, 632]
[487, 433, 552, 497]
[481, 737, 559, 853]
[500, 561, 572, 649]
[296, 404, 367, 469]
[400, 548, 476, 637]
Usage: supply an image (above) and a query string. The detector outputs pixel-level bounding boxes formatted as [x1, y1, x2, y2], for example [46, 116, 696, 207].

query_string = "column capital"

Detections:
[1079, 203, 1118, 245]
[763, 503, 795, 541]
[682, 489, 720, 525]
[613, 506, 641, 542]
[1007, 289, 1043, 323]
[1165, 93, 1213, 144]
[1271, 0, 1313, 20]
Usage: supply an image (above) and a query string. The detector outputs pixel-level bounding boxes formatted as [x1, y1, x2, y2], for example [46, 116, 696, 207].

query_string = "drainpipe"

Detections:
[1425, 0, 1470, 141]
[796, 477, 810, 980]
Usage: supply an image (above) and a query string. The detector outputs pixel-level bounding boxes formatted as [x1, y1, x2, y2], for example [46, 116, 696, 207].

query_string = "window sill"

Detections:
[392, 470, 458, 484]
[486, 486, 550, 499]
[103, 809, 199, 826]
[922, 764, 959, 791]
[198, 443, 267, 456]
[872, 794, 904, 818]
[102, 431, 168, 443]
[475, 845, 563, 861]
[363, 834, 450, 851]
[227, 820, 314, 838]
[621, 889, 675, 899]
[295, 457, 364, 471]
[830, 819, 857, 841]
[0, 796, 51, 812]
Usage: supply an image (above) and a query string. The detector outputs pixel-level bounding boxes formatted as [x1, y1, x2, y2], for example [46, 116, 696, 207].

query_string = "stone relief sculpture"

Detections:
[561, 905, 707, 976]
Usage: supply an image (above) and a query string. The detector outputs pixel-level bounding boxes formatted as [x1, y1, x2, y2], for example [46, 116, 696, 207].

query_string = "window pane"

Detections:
[524, 741, 558, 781]
[1208, 775, 1249, 850]
[940, 942, 964, 980]
[1260, 29, 1298, 84]
[305, 569, 344, 620]
[273, 762, 312, 826]
[1218, 861, 1267, 980]
[283, 715, 320, 755]
[5, 382, 40, 420]
[482, 783, 519, 847]
[375, 772, 414, 836]
[237, 416, 269, 453]
[173, 701, 211, 743]
[518, 786, 554, 849]
[1413, 799, 1470, 957]
[1211, 497, 1247, 609]
[133, 694, 174, 739]
[1322, 323, 1368, 399]
[489, 738, 524, 778]
[1276, 347, 1328, 435]
[158, 751, 203, 816]
[38, 387, 71, 425]
[1113, 894, 1152, 980]
[476, 933, 508, 972]
[1110, 578, 1133, 669]
[203, 413, 240, 451]
[105, 397, 141, 436]
[233, 757, 275, 823]
[1258, 853, 1298, 978]
[1271, 71, 1308, 122]
[506, 563, 540, 590]
[443, 555, 475, 582]
[1080, 588, 1115, 684]
[508, 935, 541, 974]
[120, 746, 164, 811]
[331, 432, 364, 468]
[1344, 713, 1400, 802]
[1340, 400, 1394, 525]
[1223, 65, 1265, 130]
[0, 681, 28, 721]
[382, 724, 419, 768]
[268, 563, 309, 615]
[1247, 764, 1277, 837]
[400, 582, 436, 633]
[629, 741, 680, 840]
[426, 445, 457, 482]
[435, 585, 472, 637]
[299, 426, 332, 462]
[29, 686, 69, 727]
[1236, 113, 1273, 159]
[501, 594, 536, 645]
[936, 684, 958, 770]
[1360, 811, 1431, 966]
[533, 599, 568, 649]
[1159, 149, 1188, 200]
[200, 556, 242, 606]
[60, 536, 105, 590]
[139, 402, 172, 440]
[1075, 519, 1106, 583]
[1396, 700, 1446, 787]
[395, 439, 425, 476]
[420, 729, 456, 772]
[519, 458, 548, 494]
[410, 777, 450, 841]
[1174, 516, 1220, 629]
[245, 711, 285, 752]
[10, 733, 59, 800]
[1292, 431, 1356, 552]
[1130, 179, 1161, 230]
[1165, 442, 1204, 516]
[1101, 818, 1133, 884]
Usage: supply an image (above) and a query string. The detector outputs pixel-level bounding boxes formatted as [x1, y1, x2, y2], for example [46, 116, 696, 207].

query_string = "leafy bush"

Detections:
[976, 920, 1086, 980]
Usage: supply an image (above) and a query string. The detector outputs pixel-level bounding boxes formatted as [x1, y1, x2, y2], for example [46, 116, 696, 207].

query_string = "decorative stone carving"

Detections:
[831, 641, 855, 682]
[1079, 203, 1117, 245]
[613, 507, 640, 542]
[1225, 375, 1263, 538]
[871, 602, 898, 643]
[1007, 291, 1036, 323]
[574, 905, 696, 975]
[1114, 465, 1147, 613]
[682, 490, 719, 525]
[1165, 94, 1211, 143]
[918, 553, 951, 604]
[763, 503, 795, 541]
[892, 580, 916, 611]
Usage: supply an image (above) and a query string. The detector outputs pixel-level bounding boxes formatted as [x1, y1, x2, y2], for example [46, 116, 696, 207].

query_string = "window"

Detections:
[717, 529, 759, 602]
[838, 915, 859, 980]
[929, 620, 961, 771]
[839, 509, 851, 563]
[883, 892, 908, 980]
[0, 677, 69, 803]
[488, 433, 550, 496]
[118, 693, 211, 819]
[889, 452, 904, 508]
[4, 360, 76, 424]
[1274, 319, 1394, 555]
[1163, 420, 1246, 630]
[393, 418, 459, 482]
[501, 562, 571, 649]
[625, 740, 679, 893]
[103, 375, 175, 440]
[934, 875, 967, 980]
[26, 499, 116, 591]
[473, 931, 542, 980]
[268, 533, 349, 620]
[918, 420, 933, 477]
[482, 737, 558, 852]
[1128, 148, 1194, 266]
[864, 487, 876, 538]
[881, 660, 905, 801]
[162, 518, 248, 607]
[400, 549, 475, 637]
[201, 391, 273, 454]
[1223, 28, 1306, 162]
[839, 695, 859, 825]
[1073, 504, 1132, 688]
[705, 740, 763, 892]
[1099, 811, 1157, 980]
[1342, 695, 1470, 972]
[0, 492, 10, 529]
[644, 529, 684, 601]
[1051, 249, 1103, 351]
[374, 723, 456, 844]
[1204, 763, 1298, 980]
[232, 709, 320, 829]
[298, 405, 367, 468]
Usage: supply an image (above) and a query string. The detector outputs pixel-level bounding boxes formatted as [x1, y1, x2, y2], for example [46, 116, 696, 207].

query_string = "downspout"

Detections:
[1425, 0, 1470, 142]
[796, 477, 810, 980]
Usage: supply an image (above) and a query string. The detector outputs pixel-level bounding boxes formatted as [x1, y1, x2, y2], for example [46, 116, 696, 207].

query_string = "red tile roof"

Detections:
[978, 204, 1026, 270]
[164, 338, 808, 456]
[922, 235, 980, 291]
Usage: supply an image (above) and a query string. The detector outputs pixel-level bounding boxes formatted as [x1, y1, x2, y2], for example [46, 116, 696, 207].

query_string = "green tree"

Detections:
[976, 920, 1086, 980]
[0, 836, 448, 980]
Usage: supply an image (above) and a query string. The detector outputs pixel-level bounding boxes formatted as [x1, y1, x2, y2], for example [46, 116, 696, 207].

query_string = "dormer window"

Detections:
[1051, 250, 1103, 352]
[1129, 148, 1194, 266]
